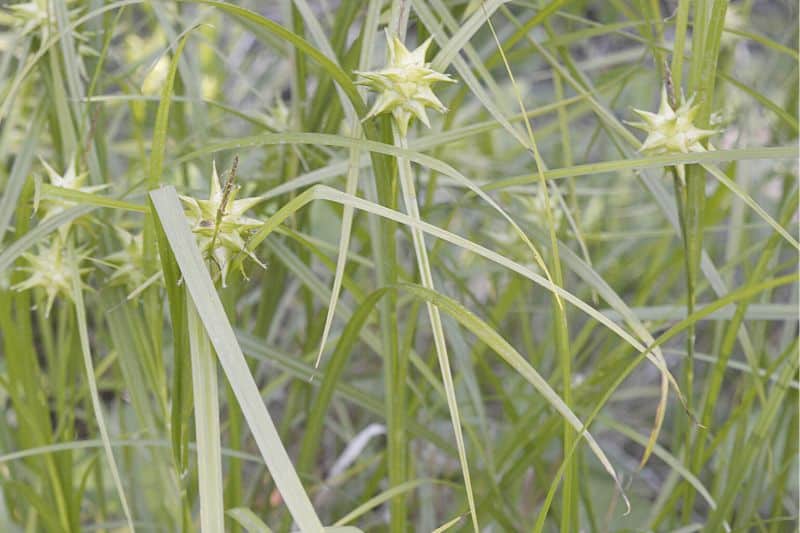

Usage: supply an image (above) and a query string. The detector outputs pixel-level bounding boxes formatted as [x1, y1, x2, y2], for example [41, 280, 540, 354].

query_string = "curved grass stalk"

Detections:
[150, 187, 325, 533]
[0, 0, 145, 124]
[184, 132, 559, 311]
[308, 0, 382, 372]
[239, 185, 671, 491]
[483, 11, 619, 526]
[313, 144, 361, 371]
[245, 186, 675, 375]
[72, 277, 134, 530]
[187, 295, 225, 532]
[533, 271, 798, 532]
[395, 125, 479, 531]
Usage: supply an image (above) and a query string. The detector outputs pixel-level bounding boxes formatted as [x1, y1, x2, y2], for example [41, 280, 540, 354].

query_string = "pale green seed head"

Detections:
[179, 161, 265, 285]
[628, 86, 718, 155]
[38, 157, 107, 235]
[12, 235, 91, 317]
[355, 31, 455, 136]
[105, 228, 164, 298]
[1, 1, 91, 62]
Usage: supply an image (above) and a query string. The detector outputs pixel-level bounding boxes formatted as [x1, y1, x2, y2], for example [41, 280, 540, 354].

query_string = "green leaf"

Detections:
[227, 507, 273, 533]
[188, 291, 225, 532]
[149, 186, 324, 532]
[72, 274, 134, 529]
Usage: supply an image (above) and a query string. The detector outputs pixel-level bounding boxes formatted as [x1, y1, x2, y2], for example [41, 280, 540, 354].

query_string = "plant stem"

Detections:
[187, 288, 225, 532]
[395, 125, 479, 532]
[72, 269, 134, 530]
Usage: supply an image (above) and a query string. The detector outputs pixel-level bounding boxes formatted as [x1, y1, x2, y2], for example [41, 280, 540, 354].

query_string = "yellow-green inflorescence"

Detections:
[179, 161, 265, 285]
[1, 0, 82, 38]
[104, 228, 163, 299]
[355, 31, 455, 136]
[628, 86, 718, 182]
[12, 235, 91, 317]
[13, 157, 100, 315]
[629, 86, 717, 155]
[38, 156, 107, 229]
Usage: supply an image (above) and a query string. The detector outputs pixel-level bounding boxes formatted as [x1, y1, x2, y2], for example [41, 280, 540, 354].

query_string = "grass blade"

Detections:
[187, 292, 225, 532]
[149, 185, 324, 532]
[72, 275, 134, 529]
[227, 507, 274, 533]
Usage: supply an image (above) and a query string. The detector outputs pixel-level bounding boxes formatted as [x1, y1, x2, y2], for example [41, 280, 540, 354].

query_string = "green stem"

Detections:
[72, 269, 134, 530]
[395, 126, 479, 532]
[187, 289, 225, 532]
[671, 169, 692, 415]
[672, 163, 703, 525]
[372, 118, 404, 533]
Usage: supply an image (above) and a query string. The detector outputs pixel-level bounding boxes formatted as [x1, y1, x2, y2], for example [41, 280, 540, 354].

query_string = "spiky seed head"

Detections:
[179, 161, 265, 285]
[38, 157, 107, 234]
[12, 235, 91, 317]
[355, 31, 455, 136]
[105, 228, 163, 298]
[1, 0, 83, 39]
[628, 86, 718, 155]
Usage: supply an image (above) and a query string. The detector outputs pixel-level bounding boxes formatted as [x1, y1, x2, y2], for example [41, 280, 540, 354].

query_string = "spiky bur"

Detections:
[0, 1, 80, 37]
[37, 157, 107, 232]
[104, 229, 163, 299]
[179, 160, 265, 286]
[0, 1, 94, 73]
[12, 235, 91, 317]
[629, 87, 717, 154]
[355, 31, 455, 137]
[627, 86, 718, 182]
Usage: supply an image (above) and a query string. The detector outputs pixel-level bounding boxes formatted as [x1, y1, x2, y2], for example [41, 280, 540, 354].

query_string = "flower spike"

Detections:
[12, 235, 91, 317]
[179, 161, 265, 285]
[105, 228, 163, 299]
[627, 86, 718, 182]
[628, 86, 718, 156]
[37, 156, 107, 236]
[355, 31, 455, 136]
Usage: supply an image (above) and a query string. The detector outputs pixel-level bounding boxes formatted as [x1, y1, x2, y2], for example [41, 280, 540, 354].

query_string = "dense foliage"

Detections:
[0, 1, 797, 531]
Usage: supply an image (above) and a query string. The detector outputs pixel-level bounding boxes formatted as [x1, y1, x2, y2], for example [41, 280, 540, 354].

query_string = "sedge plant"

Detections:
[0, 1, 796, 532]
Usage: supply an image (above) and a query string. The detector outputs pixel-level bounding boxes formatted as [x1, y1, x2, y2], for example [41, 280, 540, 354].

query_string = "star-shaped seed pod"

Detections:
[12, 235, 91, 317]
[355, 31, 455, 136]
[179, 161, 265, 285]
[628, 86, 717, 155]
[105, 228, 162, 299]
[38, 157, 107, 228]
[1, 1, 81, 38]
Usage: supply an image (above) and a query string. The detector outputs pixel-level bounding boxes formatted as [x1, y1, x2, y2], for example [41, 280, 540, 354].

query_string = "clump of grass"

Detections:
[0, 1, 797, 532]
